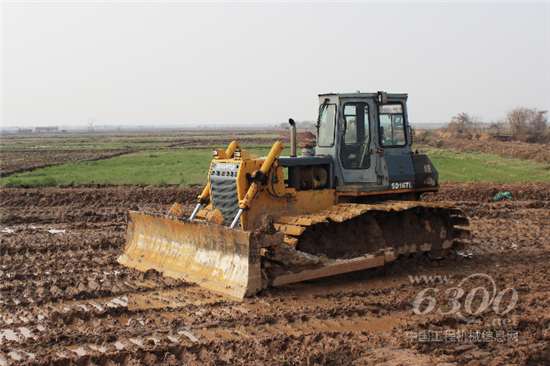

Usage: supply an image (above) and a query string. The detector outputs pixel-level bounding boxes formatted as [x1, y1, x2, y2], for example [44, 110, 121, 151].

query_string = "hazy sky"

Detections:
[2, 1, 549, 127]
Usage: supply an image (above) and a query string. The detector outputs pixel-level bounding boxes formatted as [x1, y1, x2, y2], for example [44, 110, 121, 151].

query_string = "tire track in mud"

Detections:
[2, 184, 550, 365]
[0, 283, 406, 365]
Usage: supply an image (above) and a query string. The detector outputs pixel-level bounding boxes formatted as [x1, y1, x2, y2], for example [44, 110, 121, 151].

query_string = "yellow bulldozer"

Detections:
[118, 92, 470, 300]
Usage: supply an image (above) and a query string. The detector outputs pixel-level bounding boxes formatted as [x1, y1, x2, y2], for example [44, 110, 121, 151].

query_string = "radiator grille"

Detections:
[209, 162, 241, 228]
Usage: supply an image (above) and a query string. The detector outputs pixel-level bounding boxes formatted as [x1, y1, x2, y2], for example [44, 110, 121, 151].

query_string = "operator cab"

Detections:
[315, 91, 438, 194]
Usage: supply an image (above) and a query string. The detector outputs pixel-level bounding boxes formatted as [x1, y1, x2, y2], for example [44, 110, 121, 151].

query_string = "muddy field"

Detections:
[1, 183, 550, 365]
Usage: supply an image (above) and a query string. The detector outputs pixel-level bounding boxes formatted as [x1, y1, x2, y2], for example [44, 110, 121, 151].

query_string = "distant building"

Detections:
[35, 126, 58, 133]
[18, 128, 32, 133]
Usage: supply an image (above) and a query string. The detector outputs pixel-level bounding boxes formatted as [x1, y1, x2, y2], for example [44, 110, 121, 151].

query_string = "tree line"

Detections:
[445, 107, 548, 143]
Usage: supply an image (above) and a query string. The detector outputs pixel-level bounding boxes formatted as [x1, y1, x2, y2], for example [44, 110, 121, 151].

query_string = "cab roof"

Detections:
[319, 92, 408, 100]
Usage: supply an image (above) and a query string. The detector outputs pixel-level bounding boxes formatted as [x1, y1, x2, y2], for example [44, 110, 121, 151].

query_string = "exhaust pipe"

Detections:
[288, 119, 299, 190]
[288, 118, 296, 157]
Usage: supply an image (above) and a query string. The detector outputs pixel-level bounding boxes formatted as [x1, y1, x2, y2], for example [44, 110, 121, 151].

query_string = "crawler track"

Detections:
[275, 202, 470, 258]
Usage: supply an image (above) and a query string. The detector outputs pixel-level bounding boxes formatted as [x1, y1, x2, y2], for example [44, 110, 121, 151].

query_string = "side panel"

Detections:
[243, 189, 336, 230]
[384, 155, 416, 189]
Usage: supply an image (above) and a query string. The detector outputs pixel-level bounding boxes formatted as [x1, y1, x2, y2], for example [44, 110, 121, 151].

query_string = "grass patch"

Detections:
[3, 176, 57, 188]
[2, 147, 288, 187]
[419, 147, 550, 183]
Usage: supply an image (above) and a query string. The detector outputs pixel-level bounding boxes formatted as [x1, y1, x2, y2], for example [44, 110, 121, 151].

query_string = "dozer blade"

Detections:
[117, 211, 262, 301]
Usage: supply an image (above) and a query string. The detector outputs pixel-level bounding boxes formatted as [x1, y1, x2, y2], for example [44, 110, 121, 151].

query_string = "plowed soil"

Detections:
[1, 183, 550, 365]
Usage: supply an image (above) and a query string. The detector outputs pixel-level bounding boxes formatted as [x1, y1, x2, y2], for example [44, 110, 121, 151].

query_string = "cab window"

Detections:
[379, 104, 406, 147]
[318, 104, 336, 147]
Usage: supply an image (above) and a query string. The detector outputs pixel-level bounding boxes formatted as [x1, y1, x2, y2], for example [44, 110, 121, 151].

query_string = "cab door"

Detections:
[338, 100, 377, 184]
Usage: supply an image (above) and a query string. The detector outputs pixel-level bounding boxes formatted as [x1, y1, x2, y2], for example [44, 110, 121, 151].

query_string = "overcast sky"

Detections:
[2, 1, 549, 127]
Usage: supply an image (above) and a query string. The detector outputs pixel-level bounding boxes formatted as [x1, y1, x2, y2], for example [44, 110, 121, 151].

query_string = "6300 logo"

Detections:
[411, 273, 518, 324]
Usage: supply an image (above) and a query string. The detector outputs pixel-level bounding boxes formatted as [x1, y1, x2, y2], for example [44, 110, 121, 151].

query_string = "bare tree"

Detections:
[506, 107, 548, 142]
[529, 109, 548, 140]
[87, 118, 95, 133]
[507, 108, 529, 141]
[446, 113, 482, 135]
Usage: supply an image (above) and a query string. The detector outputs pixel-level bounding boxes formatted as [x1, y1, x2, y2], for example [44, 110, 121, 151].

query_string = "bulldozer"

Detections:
[118, 91, 470, 300]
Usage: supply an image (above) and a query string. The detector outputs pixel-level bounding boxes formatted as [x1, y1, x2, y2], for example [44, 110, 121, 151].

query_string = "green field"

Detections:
[2, 145, 549, 188]
[3, 148, 289, 187]
[419, 147, 550, 183]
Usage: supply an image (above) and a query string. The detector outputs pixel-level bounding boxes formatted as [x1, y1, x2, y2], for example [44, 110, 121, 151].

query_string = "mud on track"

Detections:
[1, 183, 550, 365]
